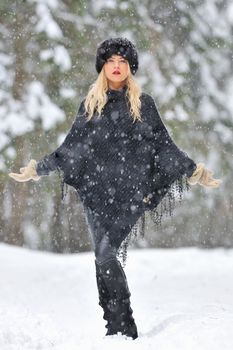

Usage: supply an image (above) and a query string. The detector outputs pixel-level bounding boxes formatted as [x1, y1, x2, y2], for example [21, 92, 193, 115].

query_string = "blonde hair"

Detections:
[84, 65, 142, 123]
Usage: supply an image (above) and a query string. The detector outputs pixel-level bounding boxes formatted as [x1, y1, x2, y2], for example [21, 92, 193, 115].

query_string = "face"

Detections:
[104, 55, 129, 87]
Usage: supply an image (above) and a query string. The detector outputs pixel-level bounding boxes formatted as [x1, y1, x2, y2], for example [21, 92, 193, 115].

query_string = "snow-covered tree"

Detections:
[1, 0, 232, 250]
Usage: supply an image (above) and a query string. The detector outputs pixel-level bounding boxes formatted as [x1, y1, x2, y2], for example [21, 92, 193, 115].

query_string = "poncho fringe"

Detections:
[117, 175, 191, 266]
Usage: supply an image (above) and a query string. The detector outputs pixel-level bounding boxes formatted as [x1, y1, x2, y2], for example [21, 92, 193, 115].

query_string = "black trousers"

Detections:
[84, 204, 143, 263]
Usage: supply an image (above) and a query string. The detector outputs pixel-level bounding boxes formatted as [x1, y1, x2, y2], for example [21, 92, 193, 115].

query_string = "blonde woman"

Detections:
[9, 37, 221, 340]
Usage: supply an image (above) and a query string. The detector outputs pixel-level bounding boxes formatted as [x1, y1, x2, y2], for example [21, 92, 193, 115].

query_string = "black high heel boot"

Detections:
[95, 258, 138, 340]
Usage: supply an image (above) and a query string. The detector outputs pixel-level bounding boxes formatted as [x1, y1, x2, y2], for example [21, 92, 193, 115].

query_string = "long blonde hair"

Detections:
[84, 65, 142, 123]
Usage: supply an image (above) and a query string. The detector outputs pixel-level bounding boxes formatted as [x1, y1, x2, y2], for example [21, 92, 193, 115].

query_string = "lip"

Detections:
[112, 71, 121, 75]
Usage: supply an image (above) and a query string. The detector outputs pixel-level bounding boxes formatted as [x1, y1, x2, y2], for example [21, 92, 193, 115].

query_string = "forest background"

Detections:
[0, 0, 232, 254]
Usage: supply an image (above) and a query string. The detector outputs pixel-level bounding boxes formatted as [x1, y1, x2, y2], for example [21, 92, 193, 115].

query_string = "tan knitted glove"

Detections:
[187, 162, 222, 188]
[9, 159, 40, 182]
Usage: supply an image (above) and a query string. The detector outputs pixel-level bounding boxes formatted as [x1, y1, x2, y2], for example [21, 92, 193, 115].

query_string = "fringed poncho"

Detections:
[36, 86, 197, 263]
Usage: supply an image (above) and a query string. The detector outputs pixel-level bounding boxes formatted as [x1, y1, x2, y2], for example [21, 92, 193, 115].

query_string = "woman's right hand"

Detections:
[9, 159, 41, 182]
[187, 163, 222, 188]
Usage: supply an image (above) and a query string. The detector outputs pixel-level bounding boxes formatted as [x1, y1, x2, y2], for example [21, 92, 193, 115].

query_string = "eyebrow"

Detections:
[107, 57, 126, 60]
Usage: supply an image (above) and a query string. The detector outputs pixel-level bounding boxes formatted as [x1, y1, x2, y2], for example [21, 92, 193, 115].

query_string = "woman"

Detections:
[9, 37, 221, 340]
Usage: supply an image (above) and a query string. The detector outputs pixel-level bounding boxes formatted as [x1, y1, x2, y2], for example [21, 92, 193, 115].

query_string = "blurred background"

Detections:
[0, 0, 232, 254]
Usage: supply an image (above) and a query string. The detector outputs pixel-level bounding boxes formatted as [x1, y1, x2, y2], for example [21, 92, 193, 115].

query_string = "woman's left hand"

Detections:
[9, 159, 40, 182]
[187, 163, 222, 188]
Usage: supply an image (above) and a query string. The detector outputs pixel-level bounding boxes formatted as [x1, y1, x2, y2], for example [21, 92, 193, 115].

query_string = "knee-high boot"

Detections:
[95, 259, 110, 309]
[95, 258, 138, 339]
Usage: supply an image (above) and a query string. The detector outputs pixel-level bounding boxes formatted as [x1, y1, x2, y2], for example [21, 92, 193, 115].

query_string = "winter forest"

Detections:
[1, 0, 232, 253]
[1, 0, 233, 349]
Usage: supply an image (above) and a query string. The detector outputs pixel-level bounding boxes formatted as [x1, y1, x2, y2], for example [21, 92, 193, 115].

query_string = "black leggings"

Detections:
[84, 205, 143, 264]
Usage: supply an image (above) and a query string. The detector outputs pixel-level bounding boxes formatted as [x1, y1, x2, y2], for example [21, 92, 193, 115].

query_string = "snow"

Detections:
[59, 87, 76, 99]
[227, 2, 233, 24]
[40, 46, 72, 72]
[24, 81, 65, 130]
[95, 0, 118, 12]
[0, 243, 232, 350]
[35, 2, 63, 39]
[214, 123, 232, 143]
[0, 79, 65, 155]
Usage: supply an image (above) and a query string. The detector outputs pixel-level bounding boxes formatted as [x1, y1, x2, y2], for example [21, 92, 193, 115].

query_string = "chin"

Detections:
[110, 76, 125, 82]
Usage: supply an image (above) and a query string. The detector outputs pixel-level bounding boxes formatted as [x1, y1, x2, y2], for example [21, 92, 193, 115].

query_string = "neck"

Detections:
[108, 81, 126, 91]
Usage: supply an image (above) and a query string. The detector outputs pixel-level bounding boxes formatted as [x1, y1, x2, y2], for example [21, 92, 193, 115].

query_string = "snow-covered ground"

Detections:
[0, 243, 232, 350]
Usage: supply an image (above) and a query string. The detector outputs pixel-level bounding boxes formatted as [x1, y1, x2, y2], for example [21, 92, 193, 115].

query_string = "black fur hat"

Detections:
[95, 37, 139, 75]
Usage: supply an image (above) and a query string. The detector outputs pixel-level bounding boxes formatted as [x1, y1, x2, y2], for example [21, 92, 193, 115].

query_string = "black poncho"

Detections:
[36, 86, 196, 262]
